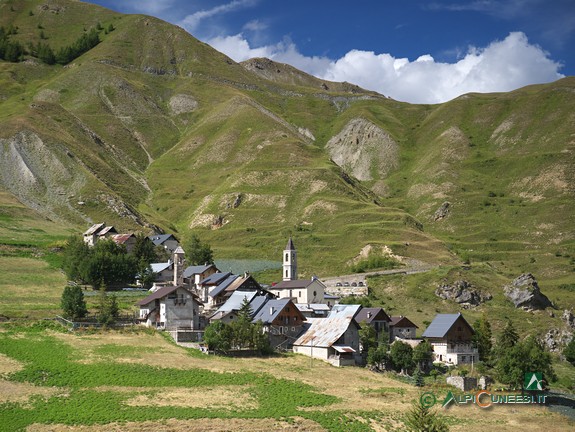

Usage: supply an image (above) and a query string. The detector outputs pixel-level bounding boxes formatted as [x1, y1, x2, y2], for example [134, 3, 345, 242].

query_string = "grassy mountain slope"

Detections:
[0, 0, 573, 309]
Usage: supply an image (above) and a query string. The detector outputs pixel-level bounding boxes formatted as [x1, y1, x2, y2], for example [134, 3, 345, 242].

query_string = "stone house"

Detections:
[83, 223, 117, 246]
[389, 315, 418, 341]
[137, 285, 201, 330]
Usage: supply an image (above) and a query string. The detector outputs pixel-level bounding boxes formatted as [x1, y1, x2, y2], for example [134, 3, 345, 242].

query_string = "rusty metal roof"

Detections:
[111, 233, 135, 244]
[293, 304, 361, 348]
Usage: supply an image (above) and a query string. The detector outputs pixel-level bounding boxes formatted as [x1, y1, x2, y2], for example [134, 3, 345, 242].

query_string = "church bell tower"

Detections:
[283, 237, 297, 281]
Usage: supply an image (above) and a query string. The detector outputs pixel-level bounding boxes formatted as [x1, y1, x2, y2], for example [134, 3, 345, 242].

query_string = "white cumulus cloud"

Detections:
[208, 31, 563, 104]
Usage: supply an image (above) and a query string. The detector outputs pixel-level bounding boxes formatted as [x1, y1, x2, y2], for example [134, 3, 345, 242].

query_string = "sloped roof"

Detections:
[214, 290, 258, 313]
[151, 261, 172, 274]
[148, 234, 178, 246]
[137, 285, 196, 306]
[208, 274, 239, 298]
[98, 226, 117, 236]
[422, 313, 473, 338]
[285, 237, 296, 251]
[293, 304, 361, 348]
[183, 264, 216, 279]
[295, 303, 330, 313]
[273, 279, 314, 289]
[111, 233, 135, 245]
[173, 246, 185, 254]
[252, 298, 291, 324]
[355, 307, 391, 324]
[248, 295, 270, 317]
[83, 223, 105, 236]
[200, 272, 232, 286]
[389, 316, 418, 328]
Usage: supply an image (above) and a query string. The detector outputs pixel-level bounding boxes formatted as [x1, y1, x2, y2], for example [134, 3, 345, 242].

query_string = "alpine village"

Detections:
[0, 1, 574, 431]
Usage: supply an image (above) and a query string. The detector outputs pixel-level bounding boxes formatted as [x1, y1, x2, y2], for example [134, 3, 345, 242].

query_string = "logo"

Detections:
[524, 372, 543, 391]
[442, 391, 457, 408]
[421, 388, 547, 409]
[420, 392, 436, 408]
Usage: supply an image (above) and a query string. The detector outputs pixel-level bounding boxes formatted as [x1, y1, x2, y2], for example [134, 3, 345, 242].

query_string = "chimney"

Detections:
[367, 312, 372, 319]
[270, 307, 275, 315]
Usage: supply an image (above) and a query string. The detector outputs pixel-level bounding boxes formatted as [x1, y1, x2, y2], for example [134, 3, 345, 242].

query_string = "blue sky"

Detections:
[85, 1, 574, 103]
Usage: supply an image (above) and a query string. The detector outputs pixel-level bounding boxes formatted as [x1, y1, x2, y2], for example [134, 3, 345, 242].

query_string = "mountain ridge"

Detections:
[0, 0, 573, 297]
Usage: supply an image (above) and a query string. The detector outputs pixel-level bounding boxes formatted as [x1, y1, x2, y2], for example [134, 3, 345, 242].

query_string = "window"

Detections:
[285, 253, 288, 261]
[462, 356, 466, 362]
[285, 270, 288, 278]
[292, 327, 296, 332]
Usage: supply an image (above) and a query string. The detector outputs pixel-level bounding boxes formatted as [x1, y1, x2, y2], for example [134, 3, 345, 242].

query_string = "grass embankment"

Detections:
[0, 323, 572, 432]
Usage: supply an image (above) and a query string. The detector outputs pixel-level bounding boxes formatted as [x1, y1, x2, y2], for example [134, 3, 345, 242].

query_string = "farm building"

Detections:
[292, 304, 362, 367]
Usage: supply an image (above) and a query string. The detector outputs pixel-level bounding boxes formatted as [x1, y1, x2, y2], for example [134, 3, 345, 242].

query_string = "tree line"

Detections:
[0, 24, 110, 64]
[62, 234, 159, 290]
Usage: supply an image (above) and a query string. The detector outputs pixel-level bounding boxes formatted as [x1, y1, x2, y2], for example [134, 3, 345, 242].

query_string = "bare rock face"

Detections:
[433, 202, 451, 221]
[326, 118, 398, 182]
[563, 310, 575, 329]
[544, 328, 573, 352]
[503, 273, 553, 310]
[435, 280, 492, 308]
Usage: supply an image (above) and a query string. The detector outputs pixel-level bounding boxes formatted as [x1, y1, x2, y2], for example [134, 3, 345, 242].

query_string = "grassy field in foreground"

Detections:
[0, 323, 573, 432]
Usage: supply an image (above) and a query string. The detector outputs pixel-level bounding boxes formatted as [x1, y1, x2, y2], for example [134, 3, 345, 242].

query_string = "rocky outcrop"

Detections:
[503, 274, 553, 310]
[326, 118, 399, 182]
[563, 310, 575, 329]
[433, 202, 451, 221]
[543, 328, 573, 352]
[435, 280, 492, 308]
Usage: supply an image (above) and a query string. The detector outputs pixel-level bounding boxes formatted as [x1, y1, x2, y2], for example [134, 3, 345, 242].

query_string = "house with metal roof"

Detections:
[295, 303, 330, 318]
[292, 304, 362, 367]
[252, 298, 306, 350]
[150, 261, 174, 284]
[389, 315, 418, 341]
[182, 264, 219, 290]
[111, 233, 137, 254]
[137, 285, 201, 330]
[148, 233, 180, 253]
[422, 313, 478, 365]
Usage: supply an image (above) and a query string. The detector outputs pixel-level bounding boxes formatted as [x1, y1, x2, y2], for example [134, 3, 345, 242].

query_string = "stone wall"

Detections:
[446, 376, 477, 392]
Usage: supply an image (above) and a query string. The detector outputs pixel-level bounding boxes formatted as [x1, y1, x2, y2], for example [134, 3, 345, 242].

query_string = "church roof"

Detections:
[285, 237, 295, 251]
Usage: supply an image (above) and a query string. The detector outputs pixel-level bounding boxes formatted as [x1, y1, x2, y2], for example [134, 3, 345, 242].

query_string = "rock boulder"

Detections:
[503, 273, 553, 310]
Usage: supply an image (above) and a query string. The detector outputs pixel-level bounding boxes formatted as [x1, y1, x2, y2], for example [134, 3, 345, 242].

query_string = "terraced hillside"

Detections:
[0, 0, 574, 295]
